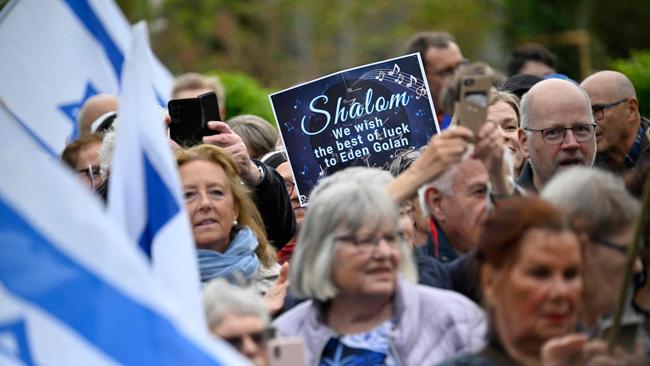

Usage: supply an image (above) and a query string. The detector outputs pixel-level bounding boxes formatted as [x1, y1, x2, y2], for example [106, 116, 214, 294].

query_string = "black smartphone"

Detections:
[168, 91, 221, 147]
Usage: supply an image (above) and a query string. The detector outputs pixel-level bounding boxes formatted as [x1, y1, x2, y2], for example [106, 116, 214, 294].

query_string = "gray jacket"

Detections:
[274, 279, 487, 365]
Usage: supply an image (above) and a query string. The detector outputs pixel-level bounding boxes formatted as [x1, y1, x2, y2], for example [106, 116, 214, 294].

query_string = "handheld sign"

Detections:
[270, 53, 439, 206]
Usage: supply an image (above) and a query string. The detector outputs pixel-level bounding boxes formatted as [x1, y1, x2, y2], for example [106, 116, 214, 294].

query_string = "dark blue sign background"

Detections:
[270, 53, 439, 205]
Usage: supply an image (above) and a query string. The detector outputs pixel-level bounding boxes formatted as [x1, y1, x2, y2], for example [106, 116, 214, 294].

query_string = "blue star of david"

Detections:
[58, 82, 99, 141]
[0, 318, 34, 366]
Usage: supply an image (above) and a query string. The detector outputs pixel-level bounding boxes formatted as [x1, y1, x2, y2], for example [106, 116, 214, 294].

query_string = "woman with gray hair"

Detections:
[204, 278, 272, 366]
[274, 168, 486, 365]
[540, 166, 646, 364]
[227, 114, 278, 160]
[542, 166, 642, 330]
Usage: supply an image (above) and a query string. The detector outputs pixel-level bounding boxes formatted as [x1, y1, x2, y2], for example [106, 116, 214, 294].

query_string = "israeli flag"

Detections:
[0, 110, 248, 364]
[106, 22, 206, 335]
[0, 0, 173, 154]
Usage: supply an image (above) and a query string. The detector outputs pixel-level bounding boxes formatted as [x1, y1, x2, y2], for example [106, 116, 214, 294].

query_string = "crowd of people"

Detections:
[61, 31, 650, 365]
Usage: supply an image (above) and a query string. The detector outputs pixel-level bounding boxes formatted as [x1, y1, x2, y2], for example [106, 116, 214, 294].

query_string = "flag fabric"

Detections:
[106, 22, 206, 335]
[0, 106, 248, 365]
[0, 0, 173, 153]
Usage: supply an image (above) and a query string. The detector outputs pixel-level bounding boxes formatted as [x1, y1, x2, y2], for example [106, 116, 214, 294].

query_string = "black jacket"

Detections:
[251, 160, 296, 250]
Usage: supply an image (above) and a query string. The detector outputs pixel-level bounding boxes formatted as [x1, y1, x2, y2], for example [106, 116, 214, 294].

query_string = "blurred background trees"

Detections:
[107, 0, 650, 118]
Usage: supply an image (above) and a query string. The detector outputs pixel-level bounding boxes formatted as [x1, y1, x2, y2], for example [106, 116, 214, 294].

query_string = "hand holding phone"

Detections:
[168, 91, 221, 147]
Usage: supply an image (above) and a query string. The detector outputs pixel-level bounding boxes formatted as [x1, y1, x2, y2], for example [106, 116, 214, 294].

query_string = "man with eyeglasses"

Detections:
[581, 70, 650, 172]
[516, 78, 597, 192]
[405, 32, 466, 126]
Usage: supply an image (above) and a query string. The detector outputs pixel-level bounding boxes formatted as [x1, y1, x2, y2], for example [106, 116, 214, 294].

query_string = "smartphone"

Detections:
[168, 91, 221, 147]
[456, 75, 492, 134]
[267, 337, 306, 366]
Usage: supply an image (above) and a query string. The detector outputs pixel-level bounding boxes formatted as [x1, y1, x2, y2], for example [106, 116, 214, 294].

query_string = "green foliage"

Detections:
[612, 51, 650, 117]
[213, 71, 276, 127]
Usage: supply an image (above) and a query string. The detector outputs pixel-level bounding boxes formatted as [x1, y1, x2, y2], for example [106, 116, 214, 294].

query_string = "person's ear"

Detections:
[425, 186, 445, 222]
[518, 128, 529, 159]
[626, 98, 640, 124]
[233, 204, 240, 224]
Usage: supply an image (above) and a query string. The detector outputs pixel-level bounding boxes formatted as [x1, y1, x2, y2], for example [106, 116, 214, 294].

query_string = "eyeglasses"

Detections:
[77, 165, 101, 189]
[523, 124, 596, 145]
[428, 58, 469, 78]
[591, 98, 627, 121]
[283, 180, 295, 196]
[594, 238, 628, 255]
[222, 327, 275, 351]
[335, 231, 405, 252]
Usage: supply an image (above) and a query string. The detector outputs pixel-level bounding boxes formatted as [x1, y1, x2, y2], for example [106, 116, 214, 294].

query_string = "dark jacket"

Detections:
[417, 251, 482, 305]
[515, 161, 536, 193]
[437, 337, 518, 366]
[251, 160, 296, 250]
[415, 219, 459, 263]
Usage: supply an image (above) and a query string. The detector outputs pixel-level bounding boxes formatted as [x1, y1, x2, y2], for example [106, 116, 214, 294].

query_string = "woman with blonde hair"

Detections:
[176, 144, 279, 294]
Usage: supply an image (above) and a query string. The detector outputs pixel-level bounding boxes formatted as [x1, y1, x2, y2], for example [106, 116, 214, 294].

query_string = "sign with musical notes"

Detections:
[269, 53, 439, 206]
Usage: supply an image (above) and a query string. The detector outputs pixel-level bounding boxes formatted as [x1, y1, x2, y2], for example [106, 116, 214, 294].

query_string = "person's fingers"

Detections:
[203, 133, 240, 146]
[206, 121, 230, 132]
[437, 126, 475, 141]
[541, 333, 588, 361]
[582, 339, 608, 359]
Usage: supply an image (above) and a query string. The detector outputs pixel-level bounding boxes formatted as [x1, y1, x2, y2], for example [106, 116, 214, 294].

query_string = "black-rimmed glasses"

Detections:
[523, 124, 596, 145]
[594, 238, 628, 255]
[592, 98, 628, 121]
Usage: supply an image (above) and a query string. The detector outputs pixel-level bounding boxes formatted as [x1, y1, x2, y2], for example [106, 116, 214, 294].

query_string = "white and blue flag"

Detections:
[106, 22, 205, 334]
[0, 0, 173, 154]
[0, 107, 247, 364]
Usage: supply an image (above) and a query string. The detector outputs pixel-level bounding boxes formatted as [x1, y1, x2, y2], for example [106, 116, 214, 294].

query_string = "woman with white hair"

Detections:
[274, 168, 486, 365]
[204, 278, 272, 366]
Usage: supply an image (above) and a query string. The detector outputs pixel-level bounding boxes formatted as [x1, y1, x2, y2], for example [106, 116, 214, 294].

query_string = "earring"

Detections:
[233, 220, 238, 226]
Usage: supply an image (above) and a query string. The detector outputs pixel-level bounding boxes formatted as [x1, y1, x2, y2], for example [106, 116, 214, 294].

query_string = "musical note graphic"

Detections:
[416, 86, 427, 100]
[283, 121, 295, 132]
[395, 74, 404, 85]
[300, 164, 309, 176]
[375, 71, 385, 82]
[293, 99, 301, 109]
[415, 109, 425, 117]
[388, 64, 400, 76]
[406, 75, 417, 88]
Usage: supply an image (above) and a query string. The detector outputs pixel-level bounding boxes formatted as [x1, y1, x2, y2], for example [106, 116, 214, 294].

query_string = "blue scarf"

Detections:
[197, 226, 260, 283]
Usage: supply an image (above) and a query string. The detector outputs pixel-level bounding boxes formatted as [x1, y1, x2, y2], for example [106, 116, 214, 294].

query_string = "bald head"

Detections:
[77, 94, 118, 137]
[519, 78, 596, 191]
[581, 71, 636, 100]
[521, 78, 592, 129]
[580, 71, 640, 155]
